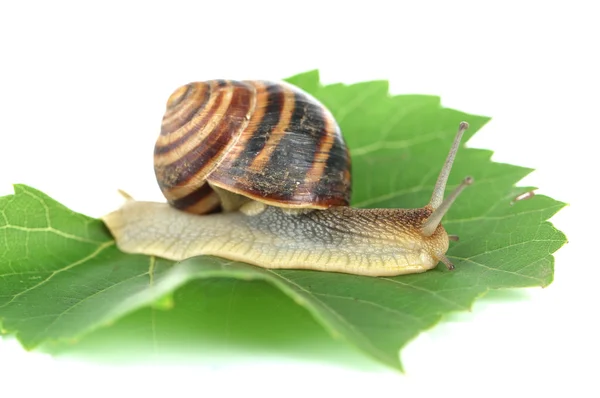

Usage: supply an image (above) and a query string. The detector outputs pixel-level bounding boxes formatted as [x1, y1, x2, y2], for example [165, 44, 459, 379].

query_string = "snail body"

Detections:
[103, 80, 473, 276]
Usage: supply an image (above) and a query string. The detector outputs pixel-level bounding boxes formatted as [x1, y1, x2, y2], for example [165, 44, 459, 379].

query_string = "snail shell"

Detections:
[154, 80, 351, 215]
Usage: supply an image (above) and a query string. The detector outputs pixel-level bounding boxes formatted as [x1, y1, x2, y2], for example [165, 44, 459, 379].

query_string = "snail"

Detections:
[102, 79, 473, 277]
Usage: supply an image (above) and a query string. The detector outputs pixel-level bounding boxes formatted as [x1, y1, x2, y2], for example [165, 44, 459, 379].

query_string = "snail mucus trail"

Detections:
[102, 80, 473, 277]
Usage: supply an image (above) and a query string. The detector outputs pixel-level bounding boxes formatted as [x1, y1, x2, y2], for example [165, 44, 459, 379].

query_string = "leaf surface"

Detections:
[0, 71, 566, 370]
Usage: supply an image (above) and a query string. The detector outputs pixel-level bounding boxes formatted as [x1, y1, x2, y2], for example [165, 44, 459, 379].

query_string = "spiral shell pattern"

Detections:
[154, 80, 351, 214]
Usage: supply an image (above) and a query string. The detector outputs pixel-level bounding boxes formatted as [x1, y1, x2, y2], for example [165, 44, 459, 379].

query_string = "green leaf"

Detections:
[0, 71, 566, 370]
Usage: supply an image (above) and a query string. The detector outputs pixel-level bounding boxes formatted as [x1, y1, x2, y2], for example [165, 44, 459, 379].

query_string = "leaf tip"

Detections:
[284, 69, 321, 92]
[10, 183, 42, 198]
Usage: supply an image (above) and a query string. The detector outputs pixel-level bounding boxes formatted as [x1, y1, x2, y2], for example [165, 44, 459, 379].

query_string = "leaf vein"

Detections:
[311, 292, 428, 326]
[451, 257, 545, 284]
[0, 241, 114, 309]
[29, 270, 151, 343]
[0, 225, 107, 245]
[380, 277, 470, 311]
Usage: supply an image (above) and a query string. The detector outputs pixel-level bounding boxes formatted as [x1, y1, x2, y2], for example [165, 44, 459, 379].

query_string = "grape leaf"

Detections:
[0, 70, 566, 370]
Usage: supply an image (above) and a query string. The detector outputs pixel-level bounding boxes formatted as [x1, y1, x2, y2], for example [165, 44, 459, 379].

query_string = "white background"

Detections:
[1, 1, 598, 396]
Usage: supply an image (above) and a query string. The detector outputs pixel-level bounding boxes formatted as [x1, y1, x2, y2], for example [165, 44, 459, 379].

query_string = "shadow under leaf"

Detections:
[40, 278, 386, 371]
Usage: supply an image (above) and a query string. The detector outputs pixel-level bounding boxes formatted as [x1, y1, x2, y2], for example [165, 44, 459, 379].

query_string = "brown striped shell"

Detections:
[154, 80, 352, 215]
